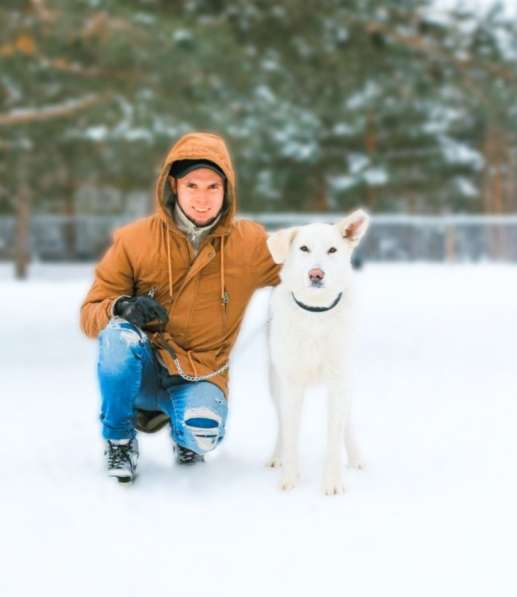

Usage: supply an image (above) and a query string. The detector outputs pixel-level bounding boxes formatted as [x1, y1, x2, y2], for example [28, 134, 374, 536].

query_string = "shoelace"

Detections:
[107, 442, 133, 469]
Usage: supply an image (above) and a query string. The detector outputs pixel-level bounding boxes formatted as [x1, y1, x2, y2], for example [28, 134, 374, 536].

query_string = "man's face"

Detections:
[169, 168, 225, 227]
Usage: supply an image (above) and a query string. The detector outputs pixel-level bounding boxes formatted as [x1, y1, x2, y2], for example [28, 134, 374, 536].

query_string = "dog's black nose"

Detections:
[308, 267, 325, 282]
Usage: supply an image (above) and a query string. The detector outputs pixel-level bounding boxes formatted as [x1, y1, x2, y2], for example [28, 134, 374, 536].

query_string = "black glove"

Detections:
[113, 295, 169, 329]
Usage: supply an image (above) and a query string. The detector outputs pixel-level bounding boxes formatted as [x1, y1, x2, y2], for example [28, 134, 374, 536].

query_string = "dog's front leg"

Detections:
[267, 363, 283, 469]
[323, 389, 348, 495]
[279, 384, 304, 491]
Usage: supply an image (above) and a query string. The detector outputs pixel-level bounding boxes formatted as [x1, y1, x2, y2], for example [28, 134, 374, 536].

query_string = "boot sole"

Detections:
[108, 470, 136, 483]
[116, 475, 134, 484]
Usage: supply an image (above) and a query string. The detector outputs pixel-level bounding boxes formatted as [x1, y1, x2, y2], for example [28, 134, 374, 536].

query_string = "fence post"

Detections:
[445, 223, 456, 262]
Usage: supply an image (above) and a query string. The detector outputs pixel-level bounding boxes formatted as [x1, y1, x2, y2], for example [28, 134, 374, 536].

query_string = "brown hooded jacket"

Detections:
[80, 132, 281, 398]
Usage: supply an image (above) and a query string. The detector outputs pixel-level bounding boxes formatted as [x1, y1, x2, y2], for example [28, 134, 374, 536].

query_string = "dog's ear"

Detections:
[266, 227, 299, 264]
[336, 209, 370, 248]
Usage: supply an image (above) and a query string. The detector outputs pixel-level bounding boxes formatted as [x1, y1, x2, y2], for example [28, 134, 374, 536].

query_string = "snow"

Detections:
[453, 174, 478, 197]
[83, 125, 108, 141]
[364, 167, 388, 186]
[1, 262, 516, 597]
[172, 29, 193, 43]
[439, 136, 484, 169]
[346, 82, 379, 110]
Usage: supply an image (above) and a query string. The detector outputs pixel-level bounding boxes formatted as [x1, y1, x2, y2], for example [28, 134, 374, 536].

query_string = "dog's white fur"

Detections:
[266, 209, 370, 495]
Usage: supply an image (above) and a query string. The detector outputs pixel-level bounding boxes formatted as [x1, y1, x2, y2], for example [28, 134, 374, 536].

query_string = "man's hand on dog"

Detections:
[114, 295, 169, 329]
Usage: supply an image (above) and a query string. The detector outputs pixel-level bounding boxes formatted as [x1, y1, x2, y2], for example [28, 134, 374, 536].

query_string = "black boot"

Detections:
[104, 438, 139, 482]
[174, 443, 205, 465]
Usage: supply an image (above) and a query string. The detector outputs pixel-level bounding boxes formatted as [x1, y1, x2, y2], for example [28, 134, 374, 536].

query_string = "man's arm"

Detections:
[80, 230, 135, 338]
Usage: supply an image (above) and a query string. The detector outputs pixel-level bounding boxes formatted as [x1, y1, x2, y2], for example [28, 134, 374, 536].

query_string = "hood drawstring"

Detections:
[220, 235, 225, 308]
[165, 222, 173, 301]
[220, 235, 230, 329]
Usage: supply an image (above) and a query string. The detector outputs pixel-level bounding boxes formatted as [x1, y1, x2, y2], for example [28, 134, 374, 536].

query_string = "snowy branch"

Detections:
[37, 55, 131, 79]
[0, 94, 110, 126]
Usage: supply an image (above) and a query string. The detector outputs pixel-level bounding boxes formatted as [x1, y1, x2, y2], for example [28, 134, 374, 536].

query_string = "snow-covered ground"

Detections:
[1, 262, 516, 597]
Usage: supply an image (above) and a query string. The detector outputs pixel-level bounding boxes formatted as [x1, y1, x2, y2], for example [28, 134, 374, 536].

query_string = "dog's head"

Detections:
[266, 209, 370, 306]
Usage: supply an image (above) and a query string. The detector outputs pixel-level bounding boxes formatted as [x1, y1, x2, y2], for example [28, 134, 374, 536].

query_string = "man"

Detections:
[80, 131, 281, 482]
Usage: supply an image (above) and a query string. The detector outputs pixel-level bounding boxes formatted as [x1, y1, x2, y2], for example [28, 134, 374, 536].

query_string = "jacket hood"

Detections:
[154, 131, 237, 238]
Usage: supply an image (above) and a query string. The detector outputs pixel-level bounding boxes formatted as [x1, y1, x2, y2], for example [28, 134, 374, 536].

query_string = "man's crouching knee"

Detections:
[183, 406, 225, 454]
[98, 318, 147, 374]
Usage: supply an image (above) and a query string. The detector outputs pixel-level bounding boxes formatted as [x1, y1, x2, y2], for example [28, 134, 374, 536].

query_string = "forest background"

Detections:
[1, 0, 517, 273]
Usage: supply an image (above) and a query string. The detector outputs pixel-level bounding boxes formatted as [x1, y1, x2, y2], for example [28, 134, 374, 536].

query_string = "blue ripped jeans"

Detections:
[97, 317, 228, 455]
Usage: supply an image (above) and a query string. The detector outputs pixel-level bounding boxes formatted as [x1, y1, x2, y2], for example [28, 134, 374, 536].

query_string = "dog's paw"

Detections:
[323, 476, 345, 496]
[280, 471, 299, 491]
[347, 459, 365, 471]
[267, 456, 282, 469]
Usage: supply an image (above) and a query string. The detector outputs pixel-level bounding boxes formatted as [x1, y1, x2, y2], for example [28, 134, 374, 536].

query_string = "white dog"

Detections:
[266, 209, 369, 495]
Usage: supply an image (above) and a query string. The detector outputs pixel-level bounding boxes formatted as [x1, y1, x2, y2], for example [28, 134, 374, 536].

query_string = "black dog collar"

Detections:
[291, 291, 343, 313]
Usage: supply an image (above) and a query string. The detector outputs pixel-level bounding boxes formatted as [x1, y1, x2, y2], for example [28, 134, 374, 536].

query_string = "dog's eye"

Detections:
[300, 245, 310, 252]
[328, 247, 337, 254]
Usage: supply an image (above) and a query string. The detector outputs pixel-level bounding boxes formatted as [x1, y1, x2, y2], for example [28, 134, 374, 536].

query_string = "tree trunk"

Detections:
[445, 224, 456, 262]
[482, 124, 509, 259]
[310, 170, 328, 211]
[63, 181, 77, 259]
[15, 153, 30, 279]
[364, 111, 378, 210]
